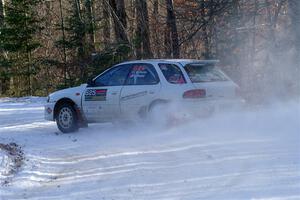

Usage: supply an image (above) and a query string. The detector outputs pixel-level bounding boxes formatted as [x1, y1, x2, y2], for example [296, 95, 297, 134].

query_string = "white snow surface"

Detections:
[0, 97, 299, 200]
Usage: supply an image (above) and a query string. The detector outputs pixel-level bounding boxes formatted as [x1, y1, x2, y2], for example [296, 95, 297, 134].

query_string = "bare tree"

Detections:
[152, 0, 161, 58]
[289, 0, 300, 66]
[109, 0, 128, 43]
[288, 0, 300, 94]
[85, 0, 95, 52]
[59, 0, 68, 86]
[165, 0, 180, 58]
[135, 0, 152, 59]
[0, 0, 3, 26]
[102, 0, 111, 47]
[0, 0, 5, 95]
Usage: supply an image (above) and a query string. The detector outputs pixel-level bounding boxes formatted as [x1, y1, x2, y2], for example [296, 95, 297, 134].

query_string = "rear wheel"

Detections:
[56, 104, 78, 133]
[148, 101, 189, 127]
[148, 101, 172, 126]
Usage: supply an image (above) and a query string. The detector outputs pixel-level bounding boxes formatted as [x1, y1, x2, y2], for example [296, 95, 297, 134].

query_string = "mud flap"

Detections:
[75, 107, 88, 128]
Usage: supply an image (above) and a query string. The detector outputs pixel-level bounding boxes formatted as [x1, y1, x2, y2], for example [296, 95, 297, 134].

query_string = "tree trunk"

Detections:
[289, 0, 300, 66]
[59, 0, 68, 87]
[152, 0, 160, 57]
[251, 0, 258, 66]
[102, 0, 111, 47]
[200, 1, 210, 59]
[0, 0, 3, 26]
[288, 0, 300, 94]
[74, 0, 85, 60]
[135, 0, 152, 59]
[85, 0, 95, 52]
[109, 0, 128, 43]
[165, 0, 180, 58]
[0, 0, 4, 95]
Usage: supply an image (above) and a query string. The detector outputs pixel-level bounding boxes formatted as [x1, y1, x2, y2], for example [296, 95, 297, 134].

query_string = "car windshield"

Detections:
[184, 64, 228, 82]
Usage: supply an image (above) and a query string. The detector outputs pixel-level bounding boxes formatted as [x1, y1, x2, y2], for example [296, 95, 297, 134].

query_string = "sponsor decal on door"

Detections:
[85, 89, 107, 101]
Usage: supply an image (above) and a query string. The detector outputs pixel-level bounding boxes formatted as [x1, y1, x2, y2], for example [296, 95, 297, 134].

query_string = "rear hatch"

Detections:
[183, 63, 237, 100]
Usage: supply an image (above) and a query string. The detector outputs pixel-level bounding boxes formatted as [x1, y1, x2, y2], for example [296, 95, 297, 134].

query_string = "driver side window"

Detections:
[125, 64, 159, 85]
[94, 64, 131, 86]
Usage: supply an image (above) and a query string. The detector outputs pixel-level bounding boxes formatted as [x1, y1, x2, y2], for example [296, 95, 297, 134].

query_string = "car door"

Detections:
[82, 64, 132, 122]
[157, 62, 193, 100]
[120, 63, 161, 119]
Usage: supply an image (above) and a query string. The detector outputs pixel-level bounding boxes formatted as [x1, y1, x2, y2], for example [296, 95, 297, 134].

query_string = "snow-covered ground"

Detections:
[0, 97, 299, 200]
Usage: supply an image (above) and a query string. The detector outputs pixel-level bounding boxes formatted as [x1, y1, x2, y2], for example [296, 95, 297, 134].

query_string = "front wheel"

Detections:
[56, 104, 78, 133]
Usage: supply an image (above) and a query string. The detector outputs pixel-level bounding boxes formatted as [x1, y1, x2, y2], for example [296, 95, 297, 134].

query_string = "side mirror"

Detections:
[87, 78, 95, 87]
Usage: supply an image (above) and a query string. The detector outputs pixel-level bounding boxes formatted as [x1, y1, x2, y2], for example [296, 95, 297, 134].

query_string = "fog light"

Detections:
[46, 107, 52, 114]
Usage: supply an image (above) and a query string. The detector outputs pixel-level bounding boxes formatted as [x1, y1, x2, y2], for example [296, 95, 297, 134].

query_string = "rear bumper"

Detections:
[44, 102, 55, 121]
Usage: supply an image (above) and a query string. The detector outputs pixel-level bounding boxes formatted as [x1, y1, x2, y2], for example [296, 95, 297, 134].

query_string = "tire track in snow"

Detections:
[13, 142, 297, 187]
[21, 140, 291, 183]
[21, 150, 293, 182]
[87, 165, 300, 200]
[27, 139, 272, 164]
[0, 122, 54, 131]
[3, 165, 299, 200]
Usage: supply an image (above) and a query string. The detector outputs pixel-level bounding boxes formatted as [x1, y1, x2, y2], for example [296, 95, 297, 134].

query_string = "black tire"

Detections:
[148, 100, 168, 113]
[56, 103, 78, 133]
[148, 100, 186, 127]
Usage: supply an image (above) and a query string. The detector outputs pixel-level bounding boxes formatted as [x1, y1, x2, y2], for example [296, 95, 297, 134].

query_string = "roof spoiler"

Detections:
[187, 60, 219, 66]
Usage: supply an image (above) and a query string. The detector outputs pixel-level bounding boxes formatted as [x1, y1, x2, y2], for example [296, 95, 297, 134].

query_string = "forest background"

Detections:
[0, 0, 299, 102]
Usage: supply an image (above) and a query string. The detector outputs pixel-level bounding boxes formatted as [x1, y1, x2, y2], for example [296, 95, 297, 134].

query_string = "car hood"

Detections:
[49, 84, 87, 102]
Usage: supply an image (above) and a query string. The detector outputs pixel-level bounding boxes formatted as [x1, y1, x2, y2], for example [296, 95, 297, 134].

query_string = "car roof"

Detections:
[119, 59, 219, 66]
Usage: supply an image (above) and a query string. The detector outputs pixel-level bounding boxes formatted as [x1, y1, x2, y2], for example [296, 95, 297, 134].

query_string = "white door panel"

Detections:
[82, 86, 122, 122]
[82, 64, 132, 122]
[120, 63, 161, 118]
[120, 84, 161, 118]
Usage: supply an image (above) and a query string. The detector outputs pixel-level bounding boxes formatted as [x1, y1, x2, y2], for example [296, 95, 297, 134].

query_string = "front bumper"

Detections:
[44, 102, 56, 121]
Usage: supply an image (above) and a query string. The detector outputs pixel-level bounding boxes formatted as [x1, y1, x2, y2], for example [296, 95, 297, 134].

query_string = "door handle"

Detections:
[149, 91, 155, 94]
[111, 92, 118, 95]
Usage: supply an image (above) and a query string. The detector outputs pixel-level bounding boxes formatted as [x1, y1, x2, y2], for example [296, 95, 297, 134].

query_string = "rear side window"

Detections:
[184, 64, 228, 82]
[158, 64, 186, 84]
[126, 64, 159, 85]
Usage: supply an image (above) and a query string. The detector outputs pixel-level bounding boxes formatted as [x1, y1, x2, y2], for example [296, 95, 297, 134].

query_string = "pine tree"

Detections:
[0, 0, 7, 95]
[55, 0, 95, 87]
[0, 0, 41, 96]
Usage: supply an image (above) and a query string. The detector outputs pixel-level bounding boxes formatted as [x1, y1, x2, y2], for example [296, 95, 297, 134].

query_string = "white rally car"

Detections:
[45, 59, 243, 133]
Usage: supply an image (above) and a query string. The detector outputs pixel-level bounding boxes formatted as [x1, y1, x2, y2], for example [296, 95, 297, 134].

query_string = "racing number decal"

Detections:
[85, 89, 107, 101]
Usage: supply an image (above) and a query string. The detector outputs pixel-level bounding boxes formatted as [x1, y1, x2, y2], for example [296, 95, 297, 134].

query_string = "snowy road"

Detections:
[0, 97, 299, 200]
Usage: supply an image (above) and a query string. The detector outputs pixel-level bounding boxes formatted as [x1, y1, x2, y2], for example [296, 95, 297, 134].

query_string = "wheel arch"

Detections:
[148, 99, 170, 112]
[54, 98, 77, 119]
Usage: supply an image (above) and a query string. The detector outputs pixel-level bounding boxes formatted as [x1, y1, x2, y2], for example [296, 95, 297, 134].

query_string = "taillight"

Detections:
[183, 89, 206, 99]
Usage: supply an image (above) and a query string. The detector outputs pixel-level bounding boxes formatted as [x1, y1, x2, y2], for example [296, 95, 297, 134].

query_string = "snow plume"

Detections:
[218, 2, 300, 104]
[144, 100, 300, 141]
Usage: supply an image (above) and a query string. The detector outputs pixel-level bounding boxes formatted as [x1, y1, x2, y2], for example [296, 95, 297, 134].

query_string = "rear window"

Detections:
[184, 64, 228, 82]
